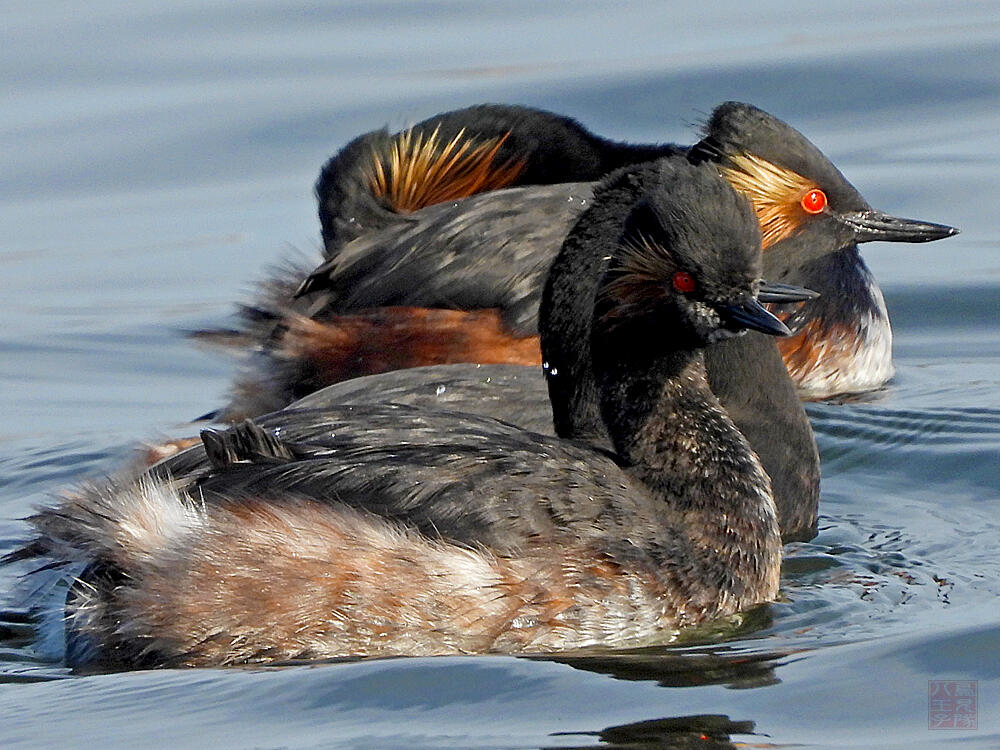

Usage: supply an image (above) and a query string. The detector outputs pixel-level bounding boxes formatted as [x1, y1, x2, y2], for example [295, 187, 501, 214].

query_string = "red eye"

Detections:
[801, 188, 827, 214]
[672, 271, 696, 293]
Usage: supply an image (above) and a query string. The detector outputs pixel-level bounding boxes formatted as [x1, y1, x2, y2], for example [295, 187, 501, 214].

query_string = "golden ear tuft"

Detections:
[717, 153, 818, 248]
[366, 126, 526, 213]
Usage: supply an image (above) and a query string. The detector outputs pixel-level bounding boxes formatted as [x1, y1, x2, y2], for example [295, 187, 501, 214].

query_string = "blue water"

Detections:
[2, 2, 999, 747]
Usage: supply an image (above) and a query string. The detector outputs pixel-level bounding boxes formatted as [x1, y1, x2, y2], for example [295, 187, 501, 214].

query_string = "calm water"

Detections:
[2, 2, 999, 748]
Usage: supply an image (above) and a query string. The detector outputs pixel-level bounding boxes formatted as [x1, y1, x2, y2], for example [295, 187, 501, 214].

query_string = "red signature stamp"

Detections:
[928, 680, 977, 730]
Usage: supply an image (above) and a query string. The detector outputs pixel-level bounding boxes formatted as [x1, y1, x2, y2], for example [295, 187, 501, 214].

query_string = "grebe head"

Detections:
[692, 101, 957, 264]
[597, 160, 789, 348]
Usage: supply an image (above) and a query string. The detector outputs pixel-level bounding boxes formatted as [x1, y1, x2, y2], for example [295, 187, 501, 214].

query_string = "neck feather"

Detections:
[592, 321, 781, 610]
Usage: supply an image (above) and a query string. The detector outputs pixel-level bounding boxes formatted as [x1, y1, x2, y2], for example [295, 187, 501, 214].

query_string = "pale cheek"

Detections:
[706, 326, 745, 344]
[685, 300, 722, 340]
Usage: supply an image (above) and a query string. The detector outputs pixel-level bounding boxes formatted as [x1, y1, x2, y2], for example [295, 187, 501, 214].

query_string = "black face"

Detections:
[597, 160, 789, 346]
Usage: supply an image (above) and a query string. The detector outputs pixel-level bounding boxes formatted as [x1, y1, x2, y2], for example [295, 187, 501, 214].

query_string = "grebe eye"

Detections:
[672, 271, 696, 294]
[801, 188, 827, 214]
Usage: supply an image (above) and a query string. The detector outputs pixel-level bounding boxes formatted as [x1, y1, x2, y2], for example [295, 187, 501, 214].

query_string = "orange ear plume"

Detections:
[367, 127, 526, 213]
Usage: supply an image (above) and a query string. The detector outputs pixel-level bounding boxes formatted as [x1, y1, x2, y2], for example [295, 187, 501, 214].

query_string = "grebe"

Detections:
[18, 160, 792, 668]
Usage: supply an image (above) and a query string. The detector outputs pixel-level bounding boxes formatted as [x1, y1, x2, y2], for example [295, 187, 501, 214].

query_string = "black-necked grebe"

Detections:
[18, 161, 792, 668]
[262, 102, 954, 402]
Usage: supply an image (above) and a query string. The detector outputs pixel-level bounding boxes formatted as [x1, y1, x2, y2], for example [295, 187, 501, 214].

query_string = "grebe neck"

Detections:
[592, 319, 782, 605]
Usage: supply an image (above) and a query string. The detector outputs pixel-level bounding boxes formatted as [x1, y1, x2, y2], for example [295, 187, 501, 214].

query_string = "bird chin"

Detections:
[706, 326, 748, 344]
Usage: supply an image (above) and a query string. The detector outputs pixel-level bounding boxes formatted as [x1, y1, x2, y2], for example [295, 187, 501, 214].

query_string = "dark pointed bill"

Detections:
[757, 280, 819, 303]
[837, 209, 958, 244]
[720, 298, 792, 337]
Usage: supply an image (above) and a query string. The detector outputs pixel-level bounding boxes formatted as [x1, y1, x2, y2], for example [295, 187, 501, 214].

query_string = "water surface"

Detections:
[2, 2, 999, 748]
